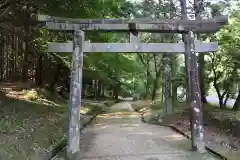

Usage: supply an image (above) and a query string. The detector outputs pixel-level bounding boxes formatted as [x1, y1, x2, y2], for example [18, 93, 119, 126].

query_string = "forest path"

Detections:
[55, 101, 217, 160]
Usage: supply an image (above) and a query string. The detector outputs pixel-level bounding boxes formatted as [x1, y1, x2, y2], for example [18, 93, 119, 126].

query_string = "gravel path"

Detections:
[54, 102, 217, 160]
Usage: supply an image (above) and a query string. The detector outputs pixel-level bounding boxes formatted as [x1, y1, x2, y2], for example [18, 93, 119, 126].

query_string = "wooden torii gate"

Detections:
[37, 15, 228, 159]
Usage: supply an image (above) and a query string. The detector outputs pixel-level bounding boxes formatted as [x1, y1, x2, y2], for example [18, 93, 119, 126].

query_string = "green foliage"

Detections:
[201, 5, 240, 107]
[3, 0, 240, 102]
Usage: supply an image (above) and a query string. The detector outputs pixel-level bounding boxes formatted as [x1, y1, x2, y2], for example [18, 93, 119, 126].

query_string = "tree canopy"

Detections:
[0, 0, 239, 109]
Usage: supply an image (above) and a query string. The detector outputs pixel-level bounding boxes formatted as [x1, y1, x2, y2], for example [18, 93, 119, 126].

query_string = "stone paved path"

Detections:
[54, 102, 218, 160]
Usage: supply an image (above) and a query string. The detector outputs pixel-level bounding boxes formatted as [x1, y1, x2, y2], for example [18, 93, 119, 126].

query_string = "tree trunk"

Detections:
[82, 78, 86, 98]
[233, 89, 240, 110]
[0, 32, 4, 81]
[219, 96, 224, 109]
[94, 80, 101, 100]
[113, 83, 120, 100]
[97, 81, 102, 99]
[224, 92, 229, 107]
[214, 84, 224, 109]
[49, 63, 61, 92]
[35, 54, 43, 87]
[198, 54, 207, 103]
[101, 84, 105, 97]
[151, 73, 160, 101]
[6, 32, 10, 80]
[22, 21, 30, 82]
[94, 80, 97, 99]
[144, 71, 151, 99]
[151, 79, 158, 101]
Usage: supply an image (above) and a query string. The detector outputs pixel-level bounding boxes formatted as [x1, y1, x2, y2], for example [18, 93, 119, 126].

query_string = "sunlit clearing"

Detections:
[138, 107, 150, 113]
[129, 132, 154, 135]
[128, 132, 185, 140]
[99, 112, 139, 116]
[40, 99, 60, 107]
[120, 124, 139, 127]
[80, 107, 90, 114]
[97, 112, 140, 118]
[97, 115, 131, 119]
[100, 125, 109, 129]
[165, 134, 185, 140]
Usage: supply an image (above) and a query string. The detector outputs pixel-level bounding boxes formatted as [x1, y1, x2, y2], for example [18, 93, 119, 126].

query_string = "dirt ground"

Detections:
[142, 104, 240, 160]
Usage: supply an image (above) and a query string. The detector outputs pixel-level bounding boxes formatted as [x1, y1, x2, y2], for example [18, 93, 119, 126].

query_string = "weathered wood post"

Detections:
[180, 0, 201, 151]
[66, 30, 84, 159]
[187, 30, 205, 152]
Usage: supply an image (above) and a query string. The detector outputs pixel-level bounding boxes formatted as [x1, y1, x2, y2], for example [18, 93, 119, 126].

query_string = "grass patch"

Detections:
[133, 101, 190, 123]
[138, 101, 240, 159]
[0, 96, 68, 160]
[20, 88, 66, 104]
[146, 102, 240, 124]
[0, 87, 109, 160]
[202, 103, 240, 121]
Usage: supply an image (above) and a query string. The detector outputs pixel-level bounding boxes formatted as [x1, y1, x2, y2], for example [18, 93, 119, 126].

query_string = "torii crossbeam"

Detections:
[37, 14, 228, 33]
[47, 41, 218, 53]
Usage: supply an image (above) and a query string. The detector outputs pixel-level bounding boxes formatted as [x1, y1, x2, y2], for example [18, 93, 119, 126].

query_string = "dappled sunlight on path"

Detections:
[97, 111, 140, 119]
[77, 116, 216, 159]
[54, 102, 217, 160]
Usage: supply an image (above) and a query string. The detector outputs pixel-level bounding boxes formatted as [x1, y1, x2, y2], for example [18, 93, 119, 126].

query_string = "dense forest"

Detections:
[1, 0, 240, 159]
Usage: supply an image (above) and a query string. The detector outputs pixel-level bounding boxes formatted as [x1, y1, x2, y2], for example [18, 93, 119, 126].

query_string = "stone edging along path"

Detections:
[141, 113, 229, 160]
[42, 112, 100, 160]
[42, 103, 111, 160]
